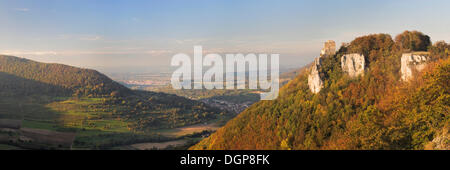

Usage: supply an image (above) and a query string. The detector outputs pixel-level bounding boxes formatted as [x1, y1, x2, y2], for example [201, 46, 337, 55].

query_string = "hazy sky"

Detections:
[1, 0, 450, 72]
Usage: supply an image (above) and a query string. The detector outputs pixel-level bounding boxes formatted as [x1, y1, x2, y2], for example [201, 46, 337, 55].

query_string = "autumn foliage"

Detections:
[191, 31, 449, 150]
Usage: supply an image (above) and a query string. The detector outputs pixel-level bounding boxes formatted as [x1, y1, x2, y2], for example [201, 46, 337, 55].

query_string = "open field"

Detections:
[0, 144, 23, 150]
[20, 128, 76, 148]
[0, 96, 229, 149]
[0, 119, 22, 129]
[128, 139, 188, 150]
[157, 123, 219, 138]
[0, 97, 137, 149]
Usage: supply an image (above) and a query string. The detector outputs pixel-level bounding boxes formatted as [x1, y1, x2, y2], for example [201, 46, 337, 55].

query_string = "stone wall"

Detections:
[320, 40, 336, 56]
[341, 53, 365, 77]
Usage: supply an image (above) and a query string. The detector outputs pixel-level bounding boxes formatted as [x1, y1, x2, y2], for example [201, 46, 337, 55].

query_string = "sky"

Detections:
[1, 0, 450, 73]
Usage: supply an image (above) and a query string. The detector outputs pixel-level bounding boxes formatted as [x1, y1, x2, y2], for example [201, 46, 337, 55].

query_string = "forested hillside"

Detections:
[192, 31, 449, 150]
[0, 55, 130, 97]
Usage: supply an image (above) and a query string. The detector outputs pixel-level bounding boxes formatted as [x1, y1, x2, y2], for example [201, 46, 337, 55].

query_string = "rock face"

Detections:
[341, 53, 365, 77]
[425, 128, 449, 150]
[308, 40, 336, 94]
[308, 57, 323, 94]
[320, 40, 336, 56]
[401, 53, 428, 81]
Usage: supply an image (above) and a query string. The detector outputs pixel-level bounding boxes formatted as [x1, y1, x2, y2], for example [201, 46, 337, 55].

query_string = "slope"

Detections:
[191, 31, 449, 150]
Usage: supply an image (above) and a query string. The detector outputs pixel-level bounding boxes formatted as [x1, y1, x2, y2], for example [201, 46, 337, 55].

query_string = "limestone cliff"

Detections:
[341, 53, 365, 77]
[425, 128, 449, 150]
[308, 41, 336, 93]
[401, 53, 429, 81]
[308, 57, 323, 93]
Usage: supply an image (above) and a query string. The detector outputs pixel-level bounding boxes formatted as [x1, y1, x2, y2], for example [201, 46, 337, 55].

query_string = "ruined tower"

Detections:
[320, 40, 336, 56]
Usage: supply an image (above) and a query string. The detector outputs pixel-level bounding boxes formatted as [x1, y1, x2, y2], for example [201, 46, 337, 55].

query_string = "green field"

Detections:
[0, 144, 23, 150]
[0, 96, 226, 149]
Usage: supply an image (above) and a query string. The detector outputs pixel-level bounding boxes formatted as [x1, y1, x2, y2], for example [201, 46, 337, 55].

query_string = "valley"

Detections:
[0, 54, 298, 150]
[1, 31, 447, 150]
[0, 95, 231, 150]
[0, 55, 230, 150]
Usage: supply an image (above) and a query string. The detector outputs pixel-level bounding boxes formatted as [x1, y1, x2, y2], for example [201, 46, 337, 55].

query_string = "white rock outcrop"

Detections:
[308, 57, 323, 94]
[341, 53, 365, 77]
[426, 128, 449, 150]
[307, 40, 336, 94]
[401, 53, 428, 81]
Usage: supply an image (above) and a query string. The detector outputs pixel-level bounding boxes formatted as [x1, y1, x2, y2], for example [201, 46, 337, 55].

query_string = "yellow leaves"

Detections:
[280, 138, 291, 150]
[314, 104, 327, 117]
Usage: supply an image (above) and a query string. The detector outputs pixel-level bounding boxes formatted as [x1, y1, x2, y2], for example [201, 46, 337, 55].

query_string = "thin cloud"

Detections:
[79, 35, 102, 41]
[0, 49, 173, 57]
[57, 34, 102, 41]
[1, 50, 58, 56]
[131, 17, 141, 22]
[175, 39, 208, 45]
[146, 50, 173, 55]
[13, 8, 30, 12]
